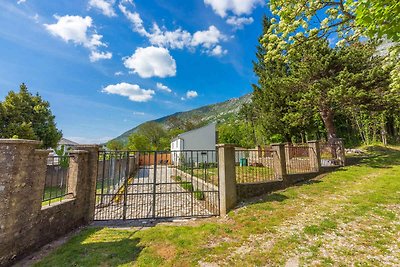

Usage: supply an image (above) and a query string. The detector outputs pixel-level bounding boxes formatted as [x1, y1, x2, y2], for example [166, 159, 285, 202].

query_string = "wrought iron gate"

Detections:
[94, 150, 220, 220]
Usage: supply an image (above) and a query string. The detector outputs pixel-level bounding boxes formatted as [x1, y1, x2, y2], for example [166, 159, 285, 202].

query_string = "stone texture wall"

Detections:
[0, 140, 99, 266]
[236, 168, 337, 199]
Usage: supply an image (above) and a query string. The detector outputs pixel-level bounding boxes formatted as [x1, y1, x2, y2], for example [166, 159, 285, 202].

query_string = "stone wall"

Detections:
[236, 167, 338, 199]
[0, 139, 99, 266]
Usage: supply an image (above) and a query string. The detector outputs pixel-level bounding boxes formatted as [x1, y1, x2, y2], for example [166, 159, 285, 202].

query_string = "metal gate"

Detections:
[94, 150, 220, 220]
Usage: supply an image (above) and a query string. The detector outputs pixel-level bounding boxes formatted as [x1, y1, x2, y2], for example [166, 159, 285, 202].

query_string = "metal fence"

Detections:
[234, 149, 277, 184]
[94, 150, 219, 221]
[42, 154, 72, 206]
[285, 144, 313, 174]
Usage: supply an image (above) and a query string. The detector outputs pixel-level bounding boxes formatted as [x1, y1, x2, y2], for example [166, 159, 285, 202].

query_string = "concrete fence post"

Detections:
[0, 139, 49, 265]
[271, 143, 287, 180]
[217, 144, 237, 216]
[308, 140, 321, 172]
[74, 145, 100, 223]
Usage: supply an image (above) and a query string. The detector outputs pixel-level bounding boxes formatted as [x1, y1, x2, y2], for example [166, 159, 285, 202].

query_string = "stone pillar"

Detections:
[308, 140, 321, 172]
[217, 144, 237, 216]
[0, 139, 49, 265]
[74, 145, 100, 223]
[271, 143, 287, 180]
[67, 150, 89, 199]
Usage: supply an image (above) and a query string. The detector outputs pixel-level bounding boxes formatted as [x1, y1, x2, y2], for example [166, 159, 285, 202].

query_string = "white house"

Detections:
[171, 123, 217, 165]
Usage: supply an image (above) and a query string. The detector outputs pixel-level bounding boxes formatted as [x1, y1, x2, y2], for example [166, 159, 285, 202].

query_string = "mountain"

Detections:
[112, 93, 252, 144]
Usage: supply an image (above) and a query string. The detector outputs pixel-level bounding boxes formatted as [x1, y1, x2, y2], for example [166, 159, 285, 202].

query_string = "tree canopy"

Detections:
[0, 83, 62, 148]
[263, 0, 399, 90]
[242, 15, 400, 146]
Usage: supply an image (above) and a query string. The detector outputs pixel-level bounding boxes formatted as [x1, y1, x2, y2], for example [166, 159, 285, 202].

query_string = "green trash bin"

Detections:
[240, 158, 248, 167]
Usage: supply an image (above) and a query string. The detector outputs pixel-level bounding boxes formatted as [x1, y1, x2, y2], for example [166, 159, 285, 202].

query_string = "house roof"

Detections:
[58, 138, 79, 146]
[172, 123, 216, 141]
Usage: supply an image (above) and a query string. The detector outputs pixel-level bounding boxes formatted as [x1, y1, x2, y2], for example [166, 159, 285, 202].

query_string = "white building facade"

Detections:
[170, 123, 217, 165]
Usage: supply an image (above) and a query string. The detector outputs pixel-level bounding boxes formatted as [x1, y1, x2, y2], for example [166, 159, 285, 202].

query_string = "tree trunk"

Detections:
[320, 108, 337, 143]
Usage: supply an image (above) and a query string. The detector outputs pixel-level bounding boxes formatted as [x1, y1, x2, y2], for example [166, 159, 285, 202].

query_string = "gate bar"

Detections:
[122, 151, 130, 220]
[152, 152, 157, 219]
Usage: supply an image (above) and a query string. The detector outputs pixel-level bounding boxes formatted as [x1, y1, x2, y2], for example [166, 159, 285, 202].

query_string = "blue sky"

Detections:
[0, 0, 267, 144]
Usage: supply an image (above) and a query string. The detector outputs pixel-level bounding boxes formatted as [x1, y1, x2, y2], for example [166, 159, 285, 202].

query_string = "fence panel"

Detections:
[234, 149, 277, 184]
[42, 154, 72, 206]
[285, 145, 313, 174]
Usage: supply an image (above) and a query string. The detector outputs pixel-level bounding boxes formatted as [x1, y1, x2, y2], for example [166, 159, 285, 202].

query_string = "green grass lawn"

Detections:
[35, 146, 400, 266]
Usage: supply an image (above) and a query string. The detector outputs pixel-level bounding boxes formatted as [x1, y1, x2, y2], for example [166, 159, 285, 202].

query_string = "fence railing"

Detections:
[285, 144, 313, 174]
[234, 149, 277, 184]
[42, 154, 72, 206]
[172, 150, 219, 186]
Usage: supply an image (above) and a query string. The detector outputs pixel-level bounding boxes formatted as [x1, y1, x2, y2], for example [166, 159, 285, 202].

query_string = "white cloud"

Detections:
[118, 1, 149, 36]
[191, 26, 227, 49]
[32, 13, 39, 23]
[119, 1, 227, 57]
[226, 16, 254, 29]
[123, 46, 176, 78]
[186, 90, 198, 99]
[44, 15, 112, 62]
[209, 45, 227, 56]
[148, 24, 192, 50]
[102, 82, 155, 102]
[114, 71, 124, 76]
[45, 15, 97, 48]
[156, 82, 172, 93]
[88, 0, 116, 17]
[89, 51, 112, 62]
[133, 111, 146, 116]
[17, 0, 26, 4]
[204, 0, 263, 17]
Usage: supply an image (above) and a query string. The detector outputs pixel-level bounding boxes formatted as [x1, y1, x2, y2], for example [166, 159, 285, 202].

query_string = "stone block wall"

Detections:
[0, 140, 99, 266]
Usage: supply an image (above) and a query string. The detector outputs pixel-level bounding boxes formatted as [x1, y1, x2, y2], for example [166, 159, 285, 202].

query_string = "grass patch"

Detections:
[36, 146, 400, 266]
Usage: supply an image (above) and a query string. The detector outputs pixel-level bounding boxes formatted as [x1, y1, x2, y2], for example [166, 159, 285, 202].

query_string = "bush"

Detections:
[180, 182, 194, 192]
[193, 190, 205, 200]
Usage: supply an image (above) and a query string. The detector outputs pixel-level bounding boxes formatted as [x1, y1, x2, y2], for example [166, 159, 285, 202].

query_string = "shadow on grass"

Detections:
[352, 146, 400, 168]
[35, 228, 144, 267]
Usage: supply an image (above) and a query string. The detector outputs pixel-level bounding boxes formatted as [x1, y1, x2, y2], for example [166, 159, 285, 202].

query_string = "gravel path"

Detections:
[95, 166, 214, 220]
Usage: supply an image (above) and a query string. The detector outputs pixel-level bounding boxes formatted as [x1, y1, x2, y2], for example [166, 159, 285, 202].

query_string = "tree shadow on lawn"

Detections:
[35, 227, 144, 267]
[351, 146, 400, 169]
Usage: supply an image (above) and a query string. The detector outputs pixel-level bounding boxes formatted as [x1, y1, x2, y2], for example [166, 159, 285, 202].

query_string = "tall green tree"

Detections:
[248, 16, 317, 143]
[0, 83, 62, 148]
[106, 140, 124, 150]
[288, 40, 394, 142]
[127, 133, 152, 151]
[263, 0, 399, 90]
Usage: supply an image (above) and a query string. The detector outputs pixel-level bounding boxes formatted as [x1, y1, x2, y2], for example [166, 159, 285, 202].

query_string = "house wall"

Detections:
[179, 123, 216, 151]
[170, 124, 217, 165]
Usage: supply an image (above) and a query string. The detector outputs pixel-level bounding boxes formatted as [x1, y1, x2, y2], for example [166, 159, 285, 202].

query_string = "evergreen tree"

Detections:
[0, 83, 62, 148]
